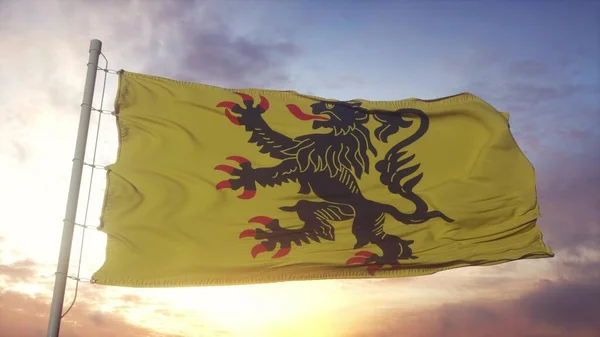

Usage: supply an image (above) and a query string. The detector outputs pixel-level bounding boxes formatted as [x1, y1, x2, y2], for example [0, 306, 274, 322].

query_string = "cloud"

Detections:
[0, 259, 38, 282]
[443, 40, 599, 120]
[535, 158, 600, 250]
[350, 246, 600, 337]
[139, 1, 300, 88]
[120, 294, 143, 304]
[522, 280, 600, 331]
[351, 279, 600, 337]
[0, 290, 182, 337]
[39, 0, 301, 88]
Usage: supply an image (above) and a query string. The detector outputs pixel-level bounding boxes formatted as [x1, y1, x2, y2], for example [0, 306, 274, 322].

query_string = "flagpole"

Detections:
[46, 39, 102, 337]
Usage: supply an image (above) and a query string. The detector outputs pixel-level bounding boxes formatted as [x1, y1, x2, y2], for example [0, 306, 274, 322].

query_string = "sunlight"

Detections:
[137, 281, 353, 336]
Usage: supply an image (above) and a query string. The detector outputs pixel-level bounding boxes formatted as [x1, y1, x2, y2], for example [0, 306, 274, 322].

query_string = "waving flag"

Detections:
[91, 70, 553, 287]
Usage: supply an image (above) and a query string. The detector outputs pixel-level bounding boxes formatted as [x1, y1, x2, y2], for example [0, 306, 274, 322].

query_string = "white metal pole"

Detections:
[46, 39, 102, 337]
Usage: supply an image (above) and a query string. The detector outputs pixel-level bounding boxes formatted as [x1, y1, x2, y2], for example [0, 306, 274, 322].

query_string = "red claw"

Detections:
[239, 229, 256, 239]
[346, 250, 399, 276]
[216, 101, 238, 109]
[367, 265, 382, 276]
[355, 251, 374, 258]
[272, 247, 291, 259]
[226, 156, 249, 164]
[346, 257, 367, 265]
[259, 95, 269, 110]
[346, 250, 374, 265]
[234, 92, 254, 102]
[238, 189, 256, 199]
[251, 243, 267, 258]
[224, 109, 241, 125]
[216, 180, 231, 190]
[214, 165, 235, 174]
[248, 216, 273, 225]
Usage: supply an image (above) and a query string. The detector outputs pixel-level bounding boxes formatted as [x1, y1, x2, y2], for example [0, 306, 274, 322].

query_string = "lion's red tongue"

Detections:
[286, 104, 329, 121]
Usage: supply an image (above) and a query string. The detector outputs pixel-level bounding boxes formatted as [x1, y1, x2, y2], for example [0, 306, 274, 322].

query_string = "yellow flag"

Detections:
[91, 70, 553, 287]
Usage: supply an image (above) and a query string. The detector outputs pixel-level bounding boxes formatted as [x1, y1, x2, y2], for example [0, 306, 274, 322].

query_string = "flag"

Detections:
[91, 70, 553, 287]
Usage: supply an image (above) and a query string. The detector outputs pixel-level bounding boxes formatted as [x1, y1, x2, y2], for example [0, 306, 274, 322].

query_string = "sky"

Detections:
[0, 0, 599, 336]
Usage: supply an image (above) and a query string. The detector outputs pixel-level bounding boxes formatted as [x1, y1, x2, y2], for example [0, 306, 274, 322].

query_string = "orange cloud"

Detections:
[349, 259, 600, 337]
[0, 259, 37, 282]
[0, 290, 182, 337]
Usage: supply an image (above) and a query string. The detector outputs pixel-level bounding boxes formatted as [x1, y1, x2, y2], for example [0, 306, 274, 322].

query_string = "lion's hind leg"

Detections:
[280, 200, 355, 241]
[239, 200, 354, 259]
[346, 205, 417, 275]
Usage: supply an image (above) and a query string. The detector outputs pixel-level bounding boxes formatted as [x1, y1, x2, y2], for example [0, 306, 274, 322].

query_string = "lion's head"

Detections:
[309, 100, 369, 134]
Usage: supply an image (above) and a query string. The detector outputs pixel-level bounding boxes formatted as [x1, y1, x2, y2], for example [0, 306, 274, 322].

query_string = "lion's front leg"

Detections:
[215, 158, 299, 199]
[214, 156, 257, 199]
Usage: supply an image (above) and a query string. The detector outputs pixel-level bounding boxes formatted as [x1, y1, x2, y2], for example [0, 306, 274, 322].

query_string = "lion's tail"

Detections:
[373, 108, 454, 224]
[380, 202, 453, 225]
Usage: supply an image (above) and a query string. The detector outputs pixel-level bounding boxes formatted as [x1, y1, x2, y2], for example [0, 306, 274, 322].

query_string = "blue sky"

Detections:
[0, 0, 598, 336]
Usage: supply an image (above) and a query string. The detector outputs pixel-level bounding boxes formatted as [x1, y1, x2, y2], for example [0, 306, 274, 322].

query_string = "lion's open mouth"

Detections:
[286, 104, 330, 121]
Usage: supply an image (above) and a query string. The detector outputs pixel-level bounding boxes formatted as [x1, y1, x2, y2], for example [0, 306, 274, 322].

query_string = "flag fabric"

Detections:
[91, 70, 553, 287]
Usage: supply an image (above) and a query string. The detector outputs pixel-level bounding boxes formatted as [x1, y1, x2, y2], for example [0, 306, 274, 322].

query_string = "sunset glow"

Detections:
[1, 1, 598, 336]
